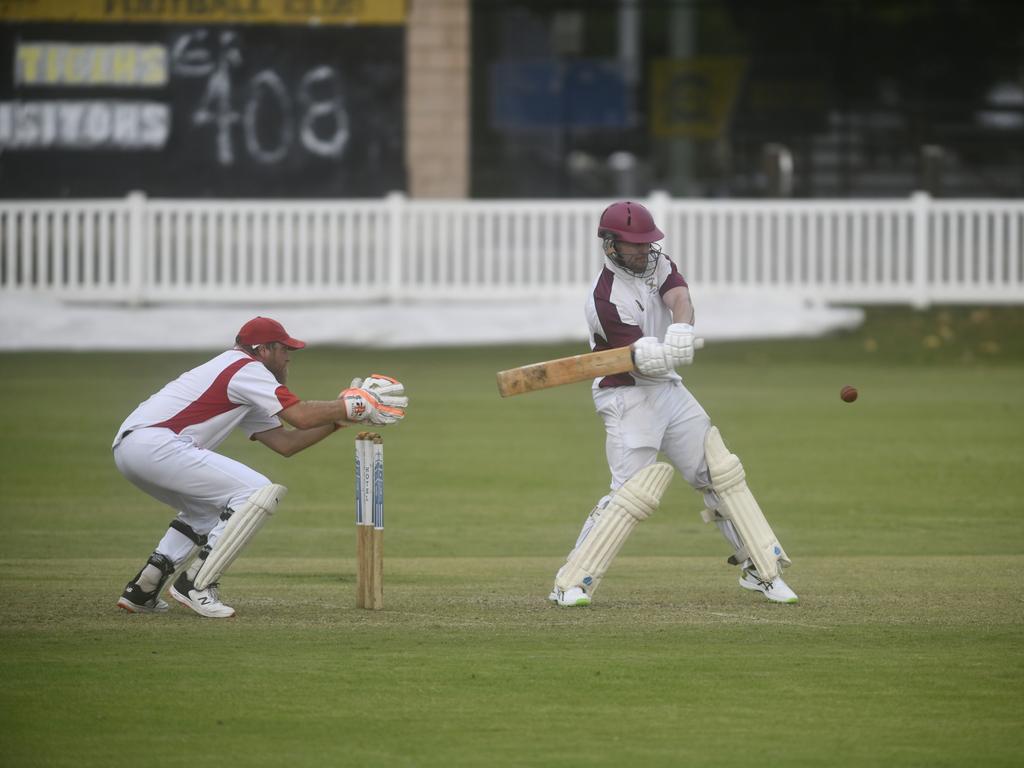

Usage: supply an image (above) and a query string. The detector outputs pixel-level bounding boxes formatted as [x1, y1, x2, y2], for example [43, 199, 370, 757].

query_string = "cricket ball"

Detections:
[840, 385, 858, 403]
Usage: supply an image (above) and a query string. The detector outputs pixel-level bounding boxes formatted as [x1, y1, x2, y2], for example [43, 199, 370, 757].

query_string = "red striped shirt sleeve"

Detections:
[275, 386, 300, 410]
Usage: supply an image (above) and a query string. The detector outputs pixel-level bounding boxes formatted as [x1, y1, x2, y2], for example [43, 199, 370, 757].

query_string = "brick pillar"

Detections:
[406, 0, 470, 198]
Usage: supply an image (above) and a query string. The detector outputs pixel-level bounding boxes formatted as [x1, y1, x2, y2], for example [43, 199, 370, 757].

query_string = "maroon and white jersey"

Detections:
[112, 350, 300, 450]
[585, 254, 688, 388]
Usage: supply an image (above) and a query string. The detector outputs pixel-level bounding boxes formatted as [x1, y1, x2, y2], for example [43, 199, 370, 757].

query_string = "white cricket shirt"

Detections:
[585, 254, 688, 388]
[112, 350, 299, 450]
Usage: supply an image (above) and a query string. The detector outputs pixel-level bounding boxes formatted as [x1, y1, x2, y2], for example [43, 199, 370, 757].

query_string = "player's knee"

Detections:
[673, 451, 714, 491]
[694, 466, 715, 496]
[664, 416, 712, 489]
[227, 476, 273, 512]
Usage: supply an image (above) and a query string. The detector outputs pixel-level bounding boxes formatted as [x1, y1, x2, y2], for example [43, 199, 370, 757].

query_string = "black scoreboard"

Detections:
[0, 21, 405, 198]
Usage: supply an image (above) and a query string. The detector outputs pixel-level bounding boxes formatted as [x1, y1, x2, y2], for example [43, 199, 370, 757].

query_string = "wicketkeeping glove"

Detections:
[351, 374, 409, 409]
[664, 323, 696, 366]
[339, 374, 408, 426]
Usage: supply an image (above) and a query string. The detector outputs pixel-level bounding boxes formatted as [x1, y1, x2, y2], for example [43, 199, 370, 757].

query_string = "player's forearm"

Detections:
[663, 286, 694, 324]
[280, 423, 339, 456]
[279, 400, 346, 430]
[257, 422, 338, 457]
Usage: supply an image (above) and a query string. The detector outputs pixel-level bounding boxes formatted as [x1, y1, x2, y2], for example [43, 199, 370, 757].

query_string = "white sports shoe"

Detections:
[547, 586, 592, 607]
[739, 568, 798, 604]
[170, 575, 236, 618]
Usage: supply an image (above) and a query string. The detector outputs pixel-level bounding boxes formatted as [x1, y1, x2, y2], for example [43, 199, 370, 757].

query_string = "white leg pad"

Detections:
[704, 427, 790, 581]
[194, 484, 287, 590]
[555, 463, 674, 593]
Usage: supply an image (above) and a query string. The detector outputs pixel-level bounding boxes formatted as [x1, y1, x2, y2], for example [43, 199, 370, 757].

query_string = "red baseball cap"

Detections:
[236, 317, 306, 349]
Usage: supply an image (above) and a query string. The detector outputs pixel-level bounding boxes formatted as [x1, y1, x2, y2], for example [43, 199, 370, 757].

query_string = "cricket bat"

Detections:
[496, 340, 704, 397]
[496, 347, 633, 397]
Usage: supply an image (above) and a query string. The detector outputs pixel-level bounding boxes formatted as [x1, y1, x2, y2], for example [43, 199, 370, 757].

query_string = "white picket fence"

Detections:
[1, 191, 1022, 307]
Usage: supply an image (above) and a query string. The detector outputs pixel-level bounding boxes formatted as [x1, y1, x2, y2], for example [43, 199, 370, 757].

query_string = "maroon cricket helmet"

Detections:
[597, 201, 664, 244]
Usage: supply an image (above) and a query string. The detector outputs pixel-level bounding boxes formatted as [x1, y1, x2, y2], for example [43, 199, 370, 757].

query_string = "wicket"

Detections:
[354, 432, 384, 609]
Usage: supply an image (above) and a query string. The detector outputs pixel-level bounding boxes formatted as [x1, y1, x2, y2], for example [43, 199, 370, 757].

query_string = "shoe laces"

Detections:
[746, 569, 774, 589]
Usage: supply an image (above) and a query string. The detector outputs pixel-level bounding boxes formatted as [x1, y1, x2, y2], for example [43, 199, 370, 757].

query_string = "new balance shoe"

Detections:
[169, 574, 235, 618]
[116, 582, 169, 614]
[547, 585, 592, 607]
[739, 568, 799, 604]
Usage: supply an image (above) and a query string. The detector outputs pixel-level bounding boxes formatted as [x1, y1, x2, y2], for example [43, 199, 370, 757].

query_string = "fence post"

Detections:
[647, 189, 671, 235]
[127, 190, 147, 305]
[386, 191, 404, 301]
[911, 191, 930, 309]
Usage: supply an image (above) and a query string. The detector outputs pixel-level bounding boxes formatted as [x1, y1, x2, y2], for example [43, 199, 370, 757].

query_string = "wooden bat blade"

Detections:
[496, 346, 634, 397]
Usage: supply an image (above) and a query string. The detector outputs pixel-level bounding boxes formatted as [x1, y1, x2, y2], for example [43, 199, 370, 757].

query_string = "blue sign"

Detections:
[491, 58, 629, 131]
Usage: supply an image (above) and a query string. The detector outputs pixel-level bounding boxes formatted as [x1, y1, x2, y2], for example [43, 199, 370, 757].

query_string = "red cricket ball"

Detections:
[840, 385, 858, 403]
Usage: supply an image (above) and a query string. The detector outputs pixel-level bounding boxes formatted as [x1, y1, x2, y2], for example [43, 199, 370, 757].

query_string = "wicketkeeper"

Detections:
[549, 202, 797, 607]
[113, 316, 409, 618]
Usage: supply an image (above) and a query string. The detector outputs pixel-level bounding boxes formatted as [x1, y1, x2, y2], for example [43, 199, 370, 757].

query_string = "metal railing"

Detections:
[1, 191, 1021, 307]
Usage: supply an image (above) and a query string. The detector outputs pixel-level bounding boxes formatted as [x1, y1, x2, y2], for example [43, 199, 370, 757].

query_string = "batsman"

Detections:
[549, 201, 797, 607]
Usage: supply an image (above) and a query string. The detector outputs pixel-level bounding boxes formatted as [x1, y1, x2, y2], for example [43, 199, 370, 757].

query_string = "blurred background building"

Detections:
[470, 0, 1024, 199]
[2, 0, 1022, 201]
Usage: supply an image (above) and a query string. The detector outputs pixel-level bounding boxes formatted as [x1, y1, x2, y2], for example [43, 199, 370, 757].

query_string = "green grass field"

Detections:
[1, 307, 1022, 767]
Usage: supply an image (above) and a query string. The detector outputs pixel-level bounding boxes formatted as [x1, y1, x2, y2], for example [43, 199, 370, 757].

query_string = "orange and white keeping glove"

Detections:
[338, 374, 408, 426]
[357, 374, 409, 409]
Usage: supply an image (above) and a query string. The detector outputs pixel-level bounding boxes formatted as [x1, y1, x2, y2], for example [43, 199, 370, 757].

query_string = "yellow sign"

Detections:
[0, 0, 406, 26]
[650, 57, 746, 139]
[17, 43, 168, 87]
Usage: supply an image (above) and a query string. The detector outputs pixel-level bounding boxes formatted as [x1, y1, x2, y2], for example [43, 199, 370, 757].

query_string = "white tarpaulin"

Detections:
[0, 295, 863, 351]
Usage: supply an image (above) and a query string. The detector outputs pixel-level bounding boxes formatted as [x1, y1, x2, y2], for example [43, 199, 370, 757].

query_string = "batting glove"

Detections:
[664, 323, 696, 366]
[632, 337, 672, 376]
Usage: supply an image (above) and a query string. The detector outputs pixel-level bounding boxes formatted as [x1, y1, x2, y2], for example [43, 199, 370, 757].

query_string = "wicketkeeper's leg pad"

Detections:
[194, 484, 287, 590]
[555, 463, 674, 593]
[703, 427, 790, 581]
[156, 519, 207, 597]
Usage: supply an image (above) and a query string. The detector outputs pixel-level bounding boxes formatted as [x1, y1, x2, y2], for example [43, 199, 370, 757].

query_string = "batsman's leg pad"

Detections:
[194, 484, 287, 590]
[555, 463, 674, 592]
[704, 427, 790, 581]
[557, 500, 607, 597]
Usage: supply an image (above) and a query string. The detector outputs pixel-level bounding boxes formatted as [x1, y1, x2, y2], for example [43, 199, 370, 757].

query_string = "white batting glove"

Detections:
[632, 337, 672, 376]
[338, 385, 406, 426]
[664, 323, 696, 366]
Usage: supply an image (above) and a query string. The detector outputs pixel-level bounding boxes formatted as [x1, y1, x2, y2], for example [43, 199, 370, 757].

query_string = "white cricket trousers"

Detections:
[558, 380, 721, 584]
[113, 427, 270, 539]
[595, 379, 714, 501]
